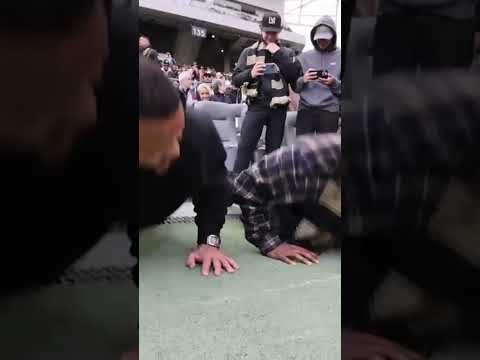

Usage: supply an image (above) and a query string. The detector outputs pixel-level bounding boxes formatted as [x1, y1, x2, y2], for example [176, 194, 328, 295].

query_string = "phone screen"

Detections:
[316, 70, 329, 79]
[264, 63, 276, 75]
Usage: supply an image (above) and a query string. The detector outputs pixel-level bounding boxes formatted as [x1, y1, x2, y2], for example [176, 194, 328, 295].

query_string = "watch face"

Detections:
[206, 235, 221, 247]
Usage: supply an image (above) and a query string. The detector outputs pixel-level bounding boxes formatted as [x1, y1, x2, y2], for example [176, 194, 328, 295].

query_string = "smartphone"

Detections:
[264, 63, 276, 75]
[315, 70, 329, 79]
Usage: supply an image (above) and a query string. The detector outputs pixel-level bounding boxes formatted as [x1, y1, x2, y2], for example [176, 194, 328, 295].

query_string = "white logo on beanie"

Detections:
[268, 16, 276, 25]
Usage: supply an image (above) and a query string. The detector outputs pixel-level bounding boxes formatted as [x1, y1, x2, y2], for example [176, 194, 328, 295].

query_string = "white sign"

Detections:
[191, 25, 207, 38]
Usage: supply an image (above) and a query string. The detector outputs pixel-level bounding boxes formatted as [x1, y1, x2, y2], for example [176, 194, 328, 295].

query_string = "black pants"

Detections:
[373, 13, 475, 76]
[234, 105, 287, 173]
[296, 108, 339, 136]
[273, 203, 340, 245]
[342, 231, 480, 330]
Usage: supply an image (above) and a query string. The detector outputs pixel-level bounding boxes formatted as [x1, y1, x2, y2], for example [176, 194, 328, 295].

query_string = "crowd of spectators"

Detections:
[138, 36, 304, 109]
[166, 62, 241, 105]
[139, 36, 241, 105]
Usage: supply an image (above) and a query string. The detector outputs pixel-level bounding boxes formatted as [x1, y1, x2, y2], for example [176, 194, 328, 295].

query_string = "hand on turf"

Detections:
[266, 243, 320, 265]
[186, 245, 239, 276]
[341, 330, 426, 360]
[319, 74, 336, 86]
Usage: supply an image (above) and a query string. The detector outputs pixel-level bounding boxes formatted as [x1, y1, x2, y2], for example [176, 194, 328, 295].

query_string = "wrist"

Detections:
[202, 234, 221, 248]
[262, 240, 285, 256]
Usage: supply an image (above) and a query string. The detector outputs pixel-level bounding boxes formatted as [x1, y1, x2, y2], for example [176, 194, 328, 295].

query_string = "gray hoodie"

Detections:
[295, 16, 341, 113]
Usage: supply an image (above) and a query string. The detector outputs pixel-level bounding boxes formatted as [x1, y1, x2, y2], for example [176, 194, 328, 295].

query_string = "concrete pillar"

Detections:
[223, 51, 232, 73]
[174, 29, 203, 65]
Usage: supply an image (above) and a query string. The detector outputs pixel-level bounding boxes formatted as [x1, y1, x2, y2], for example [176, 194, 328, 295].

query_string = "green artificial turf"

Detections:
[139, 220, 341, 360]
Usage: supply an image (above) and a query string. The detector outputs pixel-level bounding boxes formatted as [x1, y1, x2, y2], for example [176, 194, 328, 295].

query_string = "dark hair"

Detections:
[212, 79, 223, 94]
[0, 1, 104, 34]
[139, 56, 180, 120]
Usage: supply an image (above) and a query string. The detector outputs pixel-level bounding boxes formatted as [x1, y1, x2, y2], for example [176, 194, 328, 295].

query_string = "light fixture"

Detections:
[220, 49, 224, 53]
[211, 34, 216, 38]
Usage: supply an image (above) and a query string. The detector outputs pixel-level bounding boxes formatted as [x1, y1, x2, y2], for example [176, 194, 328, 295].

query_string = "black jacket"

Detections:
[138, 110, 229, 245]
[211, 93, 227, 103]
[178, 88, 192, 110]
[232, 42, 302, 107]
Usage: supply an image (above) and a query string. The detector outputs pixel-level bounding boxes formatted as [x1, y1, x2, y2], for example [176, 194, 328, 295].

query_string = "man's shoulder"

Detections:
[184, 110, 222, 149]
[300, 49, 316, 57]
[185, 110, 212, 136]
[282, 47, 296, 54]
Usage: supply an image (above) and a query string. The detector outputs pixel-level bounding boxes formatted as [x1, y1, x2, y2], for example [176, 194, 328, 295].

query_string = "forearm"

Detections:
[232, 49, 253, 88]
[193, 187, 228, 245]
[295, 76, 306, 93]
[331, 78, 342, 96]
[240, 204, 284, 254]
[273, 51, 300, 85]
[233, 138, 330, 253]
[192, 148, 229, 245]
[232, 69, 253, 88]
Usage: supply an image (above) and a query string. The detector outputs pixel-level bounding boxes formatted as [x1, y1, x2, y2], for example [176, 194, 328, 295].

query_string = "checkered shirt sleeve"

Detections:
[233, 134, 341, 254]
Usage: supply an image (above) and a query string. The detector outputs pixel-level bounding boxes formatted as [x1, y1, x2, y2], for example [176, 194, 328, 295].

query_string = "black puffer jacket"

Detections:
[232, 40, 302, 108]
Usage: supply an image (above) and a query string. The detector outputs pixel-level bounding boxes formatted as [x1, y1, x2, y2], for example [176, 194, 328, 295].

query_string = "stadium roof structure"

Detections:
[284, 0, 340, 51]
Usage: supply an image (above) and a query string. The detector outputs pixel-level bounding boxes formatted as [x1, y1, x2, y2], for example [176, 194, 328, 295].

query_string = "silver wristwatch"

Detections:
[206, 235, 221, 248]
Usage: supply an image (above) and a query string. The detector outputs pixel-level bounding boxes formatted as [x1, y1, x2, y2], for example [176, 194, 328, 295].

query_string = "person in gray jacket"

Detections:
[295, 16, 341, 135]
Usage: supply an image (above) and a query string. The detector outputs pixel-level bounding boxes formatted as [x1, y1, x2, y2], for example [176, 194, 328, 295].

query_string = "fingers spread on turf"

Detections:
[226, 256, 240, 270]
[202, 257, 212, 276]
[213, 259, 222, 276]
[300, 250, 320, 264]
[186, 253, 197, 269]
[279, 256, 296, 265]
[221, 258, 235, 273]
[294, 253, 312, 265]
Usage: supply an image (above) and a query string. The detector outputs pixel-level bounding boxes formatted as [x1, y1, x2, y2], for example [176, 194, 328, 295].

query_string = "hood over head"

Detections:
[311, 15, 337, 52]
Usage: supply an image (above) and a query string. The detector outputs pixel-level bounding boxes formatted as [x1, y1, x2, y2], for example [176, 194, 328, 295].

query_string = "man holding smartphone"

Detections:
[295, 16, 341, 135]
[232, 14, 301, 174]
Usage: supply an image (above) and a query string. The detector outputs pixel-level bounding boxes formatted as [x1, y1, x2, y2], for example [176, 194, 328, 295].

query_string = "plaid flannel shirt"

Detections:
[343, 70, 480, 235]
[233, 134, 340, 254]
